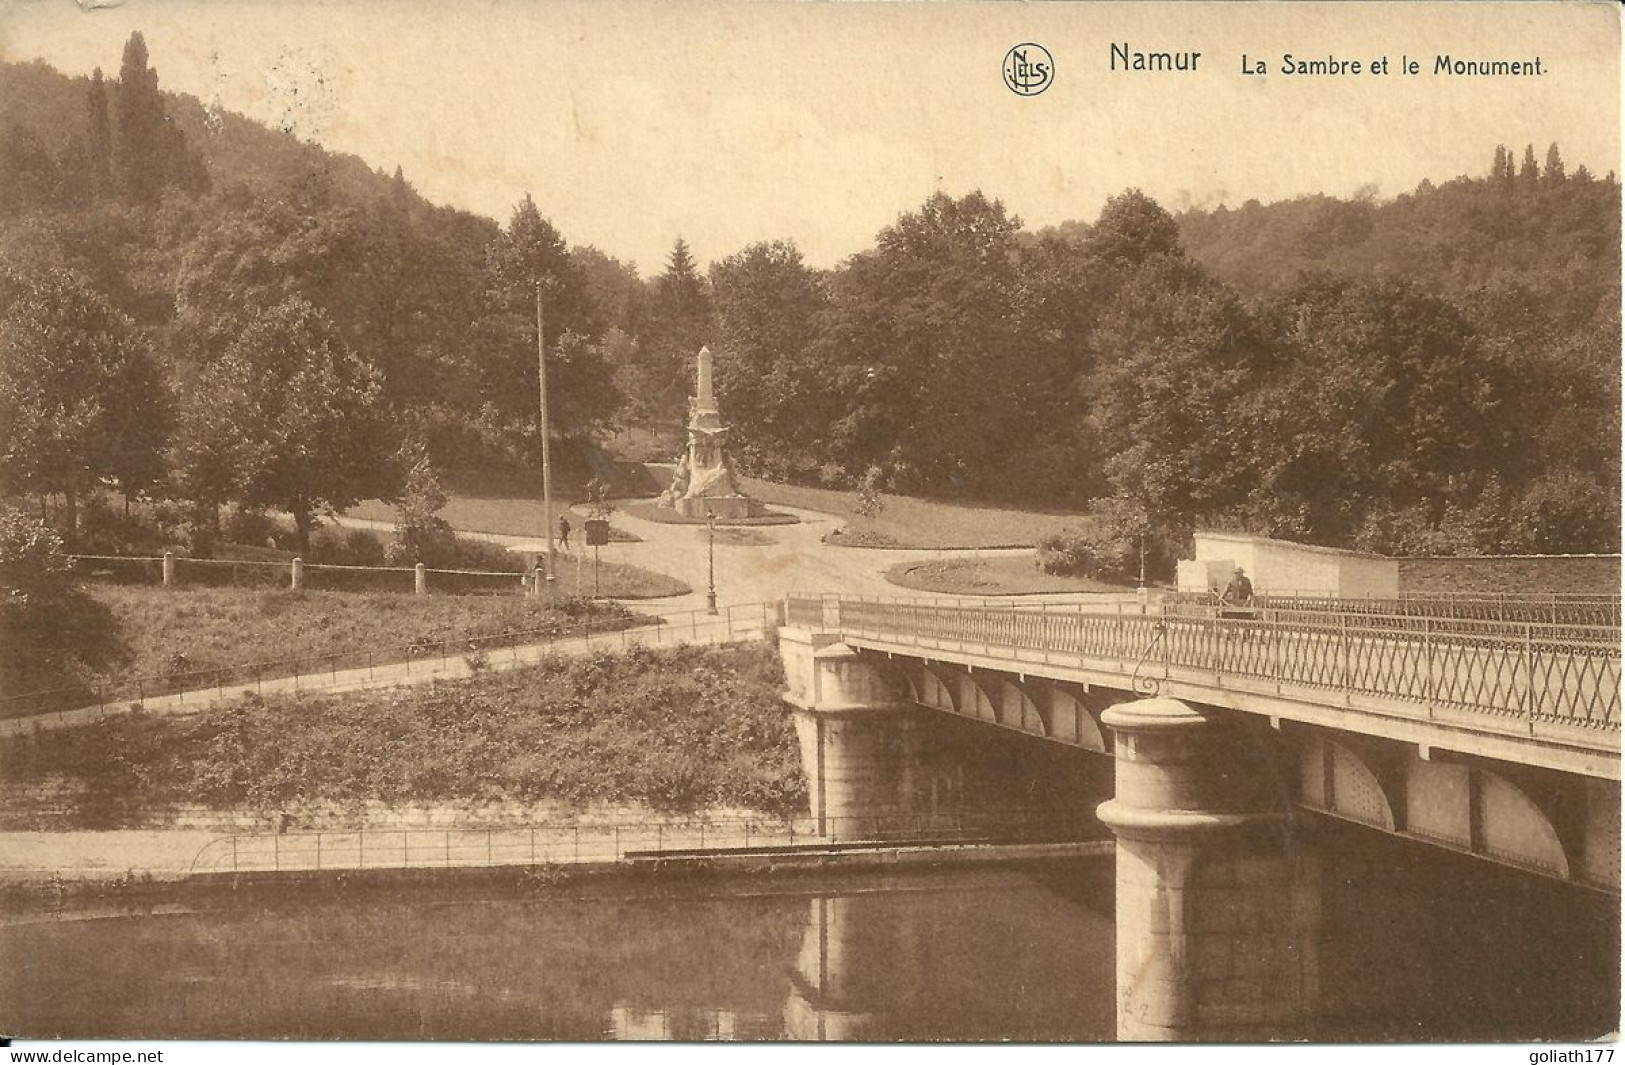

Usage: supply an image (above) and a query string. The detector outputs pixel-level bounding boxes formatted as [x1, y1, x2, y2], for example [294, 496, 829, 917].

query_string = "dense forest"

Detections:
[1, 35, 1618, 561]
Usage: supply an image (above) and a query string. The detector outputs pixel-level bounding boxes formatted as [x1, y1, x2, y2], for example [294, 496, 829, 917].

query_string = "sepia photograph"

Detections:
[0, 0, 1618, 1051]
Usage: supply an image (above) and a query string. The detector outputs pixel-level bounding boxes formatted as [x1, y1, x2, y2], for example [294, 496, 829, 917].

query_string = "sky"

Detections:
[1, 0, 1618, 275]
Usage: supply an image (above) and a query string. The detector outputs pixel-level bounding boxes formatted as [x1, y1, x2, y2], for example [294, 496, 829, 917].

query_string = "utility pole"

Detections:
[536, 282, 556, 591]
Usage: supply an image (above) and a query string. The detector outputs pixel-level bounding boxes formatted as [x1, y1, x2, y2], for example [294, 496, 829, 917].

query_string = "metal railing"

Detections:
[1165, 590, 1620, 628]
[0, 601, 781, 727]
[787, 595, 1622, 733]
[66, 553, 531, 595]
[188, 808, 1090, 874]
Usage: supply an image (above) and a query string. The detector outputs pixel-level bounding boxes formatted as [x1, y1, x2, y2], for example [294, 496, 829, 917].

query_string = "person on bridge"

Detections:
[557, 515, 572, 552]
[1221, 567, 1254, 608]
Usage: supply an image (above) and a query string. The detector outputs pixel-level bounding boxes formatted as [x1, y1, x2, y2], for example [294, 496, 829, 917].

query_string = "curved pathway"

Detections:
[336, 499, 1044, 612]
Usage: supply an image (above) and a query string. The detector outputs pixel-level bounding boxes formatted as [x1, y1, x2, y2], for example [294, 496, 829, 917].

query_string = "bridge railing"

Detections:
[1164, 591, 1620, 628]
[786, 596, 1621, 732]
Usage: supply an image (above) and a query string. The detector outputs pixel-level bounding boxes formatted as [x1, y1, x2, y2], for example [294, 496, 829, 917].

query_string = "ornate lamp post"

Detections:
[706, 508, 718, 614]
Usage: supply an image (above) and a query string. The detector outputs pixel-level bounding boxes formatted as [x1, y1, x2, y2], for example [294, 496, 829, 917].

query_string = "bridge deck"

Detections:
[786, 595, 1621, 779]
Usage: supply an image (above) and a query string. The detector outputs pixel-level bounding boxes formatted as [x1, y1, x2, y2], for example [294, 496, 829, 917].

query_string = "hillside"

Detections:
[0, 57, 415, 212]
[1174, 170, 1621, 329]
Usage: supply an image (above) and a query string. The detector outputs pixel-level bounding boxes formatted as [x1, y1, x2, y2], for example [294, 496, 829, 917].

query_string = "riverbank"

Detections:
[0, 840, 1112, 912]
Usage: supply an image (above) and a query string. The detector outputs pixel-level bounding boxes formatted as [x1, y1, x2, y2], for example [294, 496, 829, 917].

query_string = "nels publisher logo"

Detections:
[1003, 43, 1053, 96]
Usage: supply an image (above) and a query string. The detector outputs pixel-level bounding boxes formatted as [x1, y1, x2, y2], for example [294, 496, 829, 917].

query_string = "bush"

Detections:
[222, 505, 281, 549]
[70, 493, 190, 556]
[1, 504, 124, 697]
[308, 525, 388, 566]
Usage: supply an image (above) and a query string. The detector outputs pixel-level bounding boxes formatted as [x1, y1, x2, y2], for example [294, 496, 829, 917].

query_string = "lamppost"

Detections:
[706, 509, 718, 614]
[1137, 533, 1148, 613]
[536, 282, 556, 594]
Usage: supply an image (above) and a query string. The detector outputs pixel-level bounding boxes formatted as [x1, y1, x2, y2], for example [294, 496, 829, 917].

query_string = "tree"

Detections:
[385, 437, 455, 565]
[1085, 188, 1185, 268]
[0, 268, 170, 532]
[1253, 277, 1516, 546]
[1543, 142, 1566, 184]
[488, 194, 593, 333]
[0, 504, 113, 697]
[631, 237, 715, 425]
[0, 123, 64, 216]
[86, 67, 113, 196]
[1086, 255, 1269, 530]
[172, 298, 388, 554]
[465, 196, 615, 454]
[173, 188, 369, 361]
[1519, 144, 1540, 188]
[812, 191, 1038, 493]
[109, 32, 205, 203]
[709, 240, 829, 472]
[111, 32, 166, 202]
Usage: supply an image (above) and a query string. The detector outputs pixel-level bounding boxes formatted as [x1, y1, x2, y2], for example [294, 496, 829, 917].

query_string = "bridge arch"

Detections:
[1404, 758, 1570, 880]
[996, 677, 1047, 737]
[1297, 733, 1397, 831]
[957, 669, 998, 724]
[1040, 685, 1109, 753]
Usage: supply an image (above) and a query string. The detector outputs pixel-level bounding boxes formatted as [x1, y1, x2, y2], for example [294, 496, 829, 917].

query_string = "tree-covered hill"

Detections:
[1, 36, 1617, 564]
[1173, 153, 1619, 328]
[1, 36, 639, 556]
[0, 56, 410, 213]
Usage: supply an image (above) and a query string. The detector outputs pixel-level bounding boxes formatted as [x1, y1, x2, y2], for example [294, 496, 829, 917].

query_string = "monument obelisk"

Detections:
[663, 346, 762, 520]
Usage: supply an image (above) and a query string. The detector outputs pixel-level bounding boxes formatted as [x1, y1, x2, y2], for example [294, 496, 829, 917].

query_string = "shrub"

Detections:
[0, 641, 806, 827]
[386, 446, 458, 566]
[222, 506, 281, 549]
[1035, 495, 1171, 583]
[0, 505, 123, 696]
[851, 464, 889, 519]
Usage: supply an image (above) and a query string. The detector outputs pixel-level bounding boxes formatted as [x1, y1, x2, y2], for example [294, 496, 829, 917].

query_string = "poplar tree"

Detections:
[86, 68, 112, 195]
[112, 32, 166, 202]
[1543, 143, 1566, 184]
[1519, 144, 1540, 188]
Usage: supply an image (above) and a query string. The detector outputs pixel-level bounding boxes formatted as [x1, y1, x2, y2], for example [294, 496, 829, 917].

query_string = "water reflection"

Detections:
[0, 861, 1117, 1042]
[8, 829, 1608, 1042]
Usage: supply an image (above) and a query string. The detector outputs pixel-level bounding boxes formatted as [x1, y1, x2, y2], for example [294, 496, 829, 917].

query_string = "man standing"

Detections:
[557, 515, 572, 552]
[1221, 566, 1254, 607]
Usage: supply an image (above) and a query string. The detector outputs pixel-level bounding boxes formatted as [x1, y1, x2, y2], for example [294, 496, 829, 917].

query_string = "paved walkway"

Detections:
[334, 498, 1038, 613]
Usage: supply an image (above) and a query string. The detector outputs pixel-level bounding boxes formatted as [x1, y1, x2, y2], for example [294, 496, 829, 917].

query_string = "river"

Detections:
[0, 824, 1617, 1041]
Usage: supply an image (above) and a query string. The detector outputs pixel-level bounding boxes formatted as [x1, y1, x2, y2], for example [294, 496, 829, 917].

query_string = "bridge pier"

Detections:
[1098, 698, 1320, 1041]
[780, 629, 939, 840]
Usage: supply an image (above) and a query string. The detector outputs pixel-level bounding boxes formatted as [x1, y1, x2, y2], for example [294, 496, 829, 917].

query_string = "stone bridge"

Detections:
[778, 593, 1620, 1041]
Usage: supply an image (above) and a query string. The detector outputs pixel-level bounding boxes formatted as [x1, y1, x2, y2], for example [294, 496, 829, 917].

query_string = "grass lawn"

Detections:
[735, 474, 1089, 550]
[2, 587, 655, 718]
[885, 556, 1136, 596]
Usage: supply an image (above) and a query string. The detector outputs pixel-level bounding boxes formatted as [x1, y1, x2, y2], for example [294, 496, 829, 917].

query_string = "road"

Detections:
[333, 497, 1039, 612]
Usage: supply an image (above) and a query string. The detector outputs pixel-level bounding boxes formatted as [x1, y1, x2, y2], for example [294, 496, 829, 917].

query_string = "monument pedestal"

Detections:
[675, 495, 758, 520]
